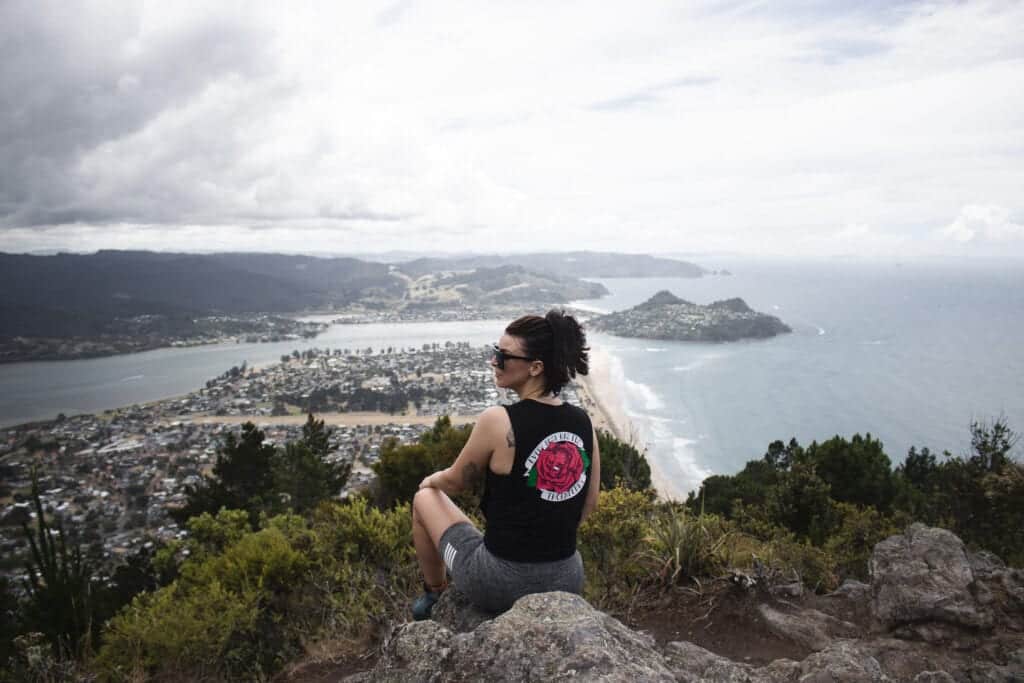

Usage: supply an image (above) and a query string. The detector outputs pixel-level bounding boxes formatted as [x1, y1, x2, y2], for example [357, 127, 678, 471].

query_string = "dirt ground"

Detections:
[625, 580, 815, 665]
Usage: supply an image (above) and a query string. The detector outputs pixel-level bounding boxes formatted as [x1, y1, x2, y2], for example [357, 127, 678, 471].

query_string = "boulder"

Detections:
[869, 523, 993, 635]
[663, 640, 798, 683]
[757, 604, 860, 651]
[430, 586, 497, 633]
[911, 672, 956, 682]
[364, 592, 675, 682]
[797, 640, 890, 682]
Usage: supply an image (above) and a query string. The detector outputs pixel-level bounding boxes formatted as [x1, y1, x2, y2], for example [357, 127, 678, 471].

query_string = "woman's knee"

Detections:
[412, 487, 443, 521]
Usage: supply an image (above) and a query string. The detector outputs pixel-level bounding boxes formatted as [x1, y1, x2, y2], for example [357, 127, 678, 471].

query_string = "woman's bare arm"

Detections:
[418, 406, 504, 495]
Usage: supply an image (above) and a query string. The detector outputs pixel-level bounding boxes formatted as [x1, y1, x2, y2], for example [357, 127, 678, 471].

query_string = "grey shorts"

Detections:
[439, 521, 584, 613]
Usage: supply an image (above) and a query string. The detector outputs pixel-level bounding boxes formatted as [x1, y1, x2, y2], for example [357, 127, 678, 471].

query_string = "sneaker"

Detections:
[411, 590, 442, 621]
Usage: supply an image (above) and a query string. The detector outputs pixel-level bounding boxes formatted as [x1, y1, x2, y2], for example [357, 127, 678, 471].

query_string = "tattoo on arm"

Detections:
[462, 462, 482, 489]
[505, 428, 515, 448]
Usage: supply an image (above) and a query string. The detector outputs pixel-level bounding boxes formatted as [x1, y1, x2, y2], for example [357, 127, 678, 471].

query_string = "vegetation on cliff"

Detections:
[1, 416, 1019, 681]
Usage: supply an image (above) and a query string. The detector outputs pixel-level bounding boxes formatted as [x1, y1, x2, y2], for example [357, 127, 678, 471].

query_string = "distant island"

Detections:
[588, 290, 791, 342]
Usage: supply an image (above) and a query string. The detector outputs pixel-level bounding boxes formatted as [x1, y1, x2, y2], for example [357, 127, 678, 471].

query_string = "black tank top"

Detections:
[481, 399, 594, 562]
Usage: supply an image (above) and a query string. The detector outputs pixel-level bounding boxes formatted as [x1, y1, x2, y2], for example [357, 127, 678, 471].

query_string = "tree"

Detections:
[596, 429, 651, 491]
[687, 459, 780, 516]
[766, 461, 837, 545]
[273, 415, 350, 515]
[805, 434, 895, 511]
[174, 422, 278, 529]
[763, 438, 804, 470]
[373, 416, 472, 507]
[301, 413, 331, 457]
[969, 416, 1018, 472]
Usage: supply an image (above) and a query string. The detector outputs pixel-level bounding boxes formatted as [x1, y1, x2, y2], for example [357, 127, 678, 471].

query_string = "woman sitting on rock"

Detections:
[411, 310, 600, 619]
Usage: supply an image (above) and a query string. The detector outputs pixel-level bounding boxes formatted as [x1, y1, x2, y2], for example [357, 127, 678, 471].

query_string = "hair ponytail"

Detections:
[506, 309, 589, 395]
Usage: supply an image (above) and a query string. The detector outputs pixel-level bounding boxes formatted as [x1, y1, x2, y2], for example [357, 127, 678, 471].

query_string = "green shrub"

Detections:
[310, 497, 413, 569]
[578, 487, 654, 610]
[760, 534, 837, 593]
[596, 429, 652, 491]
[765, 462, 838, 545]
[308, 497, 420, 635]
[825, 503, 899, 582]
[95, 580, 261, 681]
[642, 504, 732, 587]
[96, 523, 313, 680]
[372, 416, 472, 507]
[185, 508, 251, 560]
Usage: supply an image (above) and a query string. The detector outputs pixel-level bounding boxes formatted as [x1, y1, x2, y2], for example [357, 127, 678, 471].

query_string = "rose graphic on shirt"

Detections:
[526, 437, 590, 499]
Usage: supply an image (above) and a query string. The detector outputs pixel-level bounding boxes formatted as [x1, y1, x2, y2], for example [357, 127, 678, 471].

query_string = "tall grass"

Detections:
[642, 503, 732, 587]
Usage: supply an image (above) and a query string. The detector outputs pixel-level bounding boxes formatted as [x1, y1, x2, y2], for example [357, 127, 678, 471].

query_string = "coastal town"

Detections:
[0, 342, 586, 582]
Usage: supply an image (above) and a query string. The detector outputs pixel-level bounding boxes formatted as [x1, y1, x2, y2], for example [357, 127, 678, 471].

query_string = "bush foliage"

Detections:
[5, 414, 1020, 681]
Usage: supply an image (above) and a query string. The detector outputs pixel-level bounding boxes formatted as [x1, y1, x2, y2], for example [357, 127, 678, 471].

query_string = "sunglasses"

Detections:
[491, 344, 536, 370]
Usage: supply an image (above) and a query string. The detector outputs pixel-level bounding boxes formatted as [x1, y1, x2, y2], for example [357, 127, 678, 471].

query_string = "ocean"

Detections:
[574, 259, 1024, 498]
[1, 260, 1021, 501]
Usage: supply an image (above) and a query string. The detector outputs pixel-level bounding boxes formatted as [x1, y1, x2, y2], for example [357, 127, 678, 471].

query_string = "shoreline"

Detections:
[575, 346, 681, 502]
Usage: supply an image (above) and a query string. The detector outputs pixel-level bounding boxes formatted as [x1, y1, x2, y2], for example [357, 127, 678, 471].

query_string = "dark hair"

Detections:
[505, 309, 589, 396]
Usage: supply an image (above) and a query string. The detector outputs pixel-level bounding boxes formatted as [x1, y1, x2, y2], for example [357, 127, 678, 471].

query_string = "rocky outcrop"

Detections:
[365, 593, 676, 682]
[870, 523, 994, 637]
[357, 525, 1024, 682]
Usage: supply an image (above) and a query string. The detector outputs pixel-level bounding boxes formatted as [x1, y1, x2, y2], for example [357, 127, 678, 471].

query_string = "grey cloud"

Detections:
[587, 76, 717, 112]
[0, 4, 277, 229]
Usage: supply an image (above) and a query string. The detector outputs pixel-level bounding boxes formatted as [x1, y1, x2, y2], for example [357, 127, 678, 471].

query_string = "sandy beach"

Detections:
[575, 347, 681, 501]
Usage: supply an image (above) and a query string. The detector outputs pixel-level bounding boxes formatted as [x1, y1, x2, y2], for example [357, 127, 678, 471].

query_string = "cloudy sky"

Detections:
[2, 1, 1022, 259]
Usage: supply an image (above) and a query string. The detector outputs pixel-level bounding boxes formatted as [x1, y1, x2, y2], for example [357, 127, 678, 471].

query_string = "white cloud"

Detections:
[1, 1, 1023, 259]
[940, 205, 1024, 244]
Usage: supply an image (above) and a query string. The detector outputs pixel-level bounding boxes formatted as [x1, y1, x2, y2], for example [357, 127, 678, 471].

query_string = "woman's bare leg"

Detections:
[412, 488, 473, 589]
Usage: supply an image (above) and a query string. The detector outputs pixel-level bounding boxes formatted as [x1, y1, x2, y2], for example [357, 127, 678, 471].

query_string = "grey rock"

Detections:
[828, 580, 871, 602]
[366, 592, 675, 682]
[860, 637, 949, 681]
[970, 551, 1007, 579]
[870, 524, 993, 633]
[370, 620, 454, 682]
[798, 640, 890, 682]
[758, 604, 860, 652]
[911, 672, 955, 683]
[430, 586, 497, 633]
[770, 582, 805, 599]
[664, 640, 799, 682]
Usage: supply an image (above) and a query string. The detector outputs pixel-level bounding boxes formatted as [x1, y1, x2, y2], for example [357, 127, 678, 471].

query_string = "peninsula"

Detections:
[588, 290, 791, 342]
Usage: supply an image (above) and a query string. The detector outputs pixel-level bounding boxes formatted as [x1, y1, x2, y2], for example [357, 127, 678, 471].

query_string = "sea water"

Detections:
[575, 259, 1024, 499]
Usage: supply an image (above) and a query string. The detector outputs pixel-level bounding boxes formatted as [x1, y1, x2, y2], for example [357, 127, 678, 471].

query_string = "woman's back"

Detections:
[482, 400, 594, 562]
